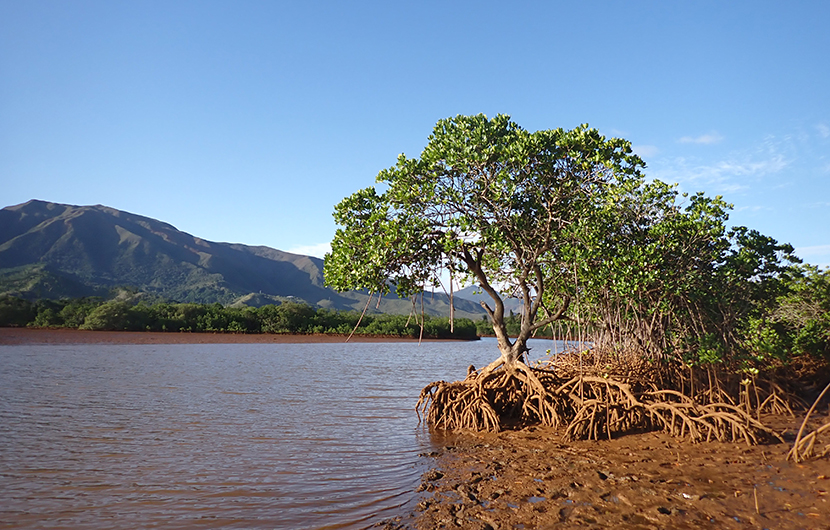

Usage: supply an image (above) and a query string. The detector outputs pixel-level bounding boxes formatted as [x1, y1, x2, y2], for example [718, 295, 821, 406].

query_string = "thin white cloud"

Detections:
[796, 244, 830, 257]
[714, 156, 788, 176]
[678, 132, 724, 145]
[718, 182, 751, 193]
[287, 242, 331, 259]
[651, 154, 788, 192]
[816, 123, 830, 139]
[632, 144, 660, 158]
[733, 205, 769, 213]
[650, 132, 792, 196]
[795, 245, 830, 269]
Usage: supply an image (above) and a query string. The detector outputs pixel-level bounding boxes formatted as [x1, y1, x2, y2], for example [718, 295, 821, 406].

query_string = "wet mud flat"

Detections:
[384, 414, 830, 530]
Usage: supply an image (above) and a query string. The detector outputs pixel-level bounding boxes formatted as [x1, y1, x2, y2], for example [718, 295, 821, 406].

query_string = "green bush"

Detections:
[0, 296, 37, 327]
[80, 301, 137, 331]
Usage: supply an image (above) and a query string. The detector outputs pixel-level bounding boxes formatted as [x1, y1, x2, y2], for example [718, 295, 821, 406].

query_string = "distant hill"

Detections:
[455, 285, 524, 314]
[0, 200, 486, 318]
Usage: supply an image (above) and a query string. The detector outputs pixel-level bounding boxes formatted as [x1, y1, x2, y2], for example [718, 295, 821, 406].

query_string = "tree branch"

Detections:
[529, 295, 571, 332]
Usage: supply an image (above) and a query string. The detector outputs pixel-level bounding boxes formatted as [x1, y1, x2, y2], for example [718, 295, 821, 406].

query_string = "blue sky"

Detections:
[2, 1, 828, 267]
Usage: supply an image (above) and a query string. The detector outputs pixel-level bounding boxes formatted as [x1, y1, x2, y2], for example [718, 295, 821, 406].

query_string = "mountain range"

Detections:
[0, 200, 487, 319]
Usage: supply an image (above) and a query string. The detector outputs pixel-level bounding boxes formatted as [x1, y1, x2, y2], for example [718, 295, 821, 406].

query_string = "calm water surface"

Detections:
[0, 338, 562, 529]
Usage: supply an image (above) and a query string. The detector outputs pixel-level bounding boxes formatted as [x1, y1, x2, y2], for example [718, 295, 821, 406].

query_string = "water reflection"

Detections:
[0, 338, 565, 529]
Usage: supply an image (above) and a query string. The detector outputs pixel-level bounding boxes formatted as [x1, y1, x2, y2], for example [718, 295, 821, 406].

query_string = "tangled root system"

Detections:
[788, 381, 830, 462]
[416, 350, 789, 447]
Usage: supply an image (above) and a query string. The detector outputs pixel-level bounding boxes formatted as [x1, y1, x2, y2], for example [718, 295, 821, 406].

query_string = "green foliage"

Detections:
[79, 301, 135, 331]
[323, 113, 821, 368]
[326, 114, 644, 359]
[2, 295, 478, 340]
[573, 176, 802, 367]
[0, 296, 102, 329]
[32, 307, 62, 327]
[59, 298, 100, 328]
[740, 317, 788, 363]
[0, 296, 37, 327]
[690, 333, 726, 365]
[767, 265, 830, 359]
[475, 315, 492, 336]
[259, 302, 318, 333]
[78, 300, 156, 331]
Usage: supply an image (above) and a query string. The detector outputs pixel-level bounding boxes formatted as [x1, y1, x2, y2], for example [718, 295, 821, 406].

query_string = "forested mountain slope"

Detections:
[0, 200, 486, 318]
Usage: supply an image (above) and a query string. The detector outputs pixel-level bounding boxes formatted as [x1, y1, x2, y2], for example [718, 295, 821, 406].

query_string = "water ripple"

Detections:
[0, 338, 563, 528]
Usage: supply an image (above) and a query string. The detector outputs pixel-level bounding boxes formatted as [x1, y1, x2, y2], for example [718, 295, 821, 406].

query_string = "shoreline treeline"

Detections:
[0, 297, 480, 340]
[1, 259, 827, 358]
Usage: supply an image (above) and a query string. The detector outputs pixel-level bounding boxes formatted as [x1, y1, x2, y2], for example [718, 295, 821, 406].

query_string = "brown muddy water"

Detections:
[0, 339, 565, 529]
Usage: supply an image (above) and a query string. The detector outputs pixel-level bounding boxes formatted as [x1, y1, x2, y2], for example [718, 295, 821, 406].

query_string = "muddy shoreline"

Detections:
[0, 327, 474, 345]
[382, 415, 830, 530]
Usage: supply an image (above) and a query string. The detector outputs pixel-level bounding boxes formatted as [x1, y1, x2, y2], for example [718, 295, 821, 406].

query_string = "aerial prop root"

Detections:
[788, 380, 830, 462]
[416, 360, 562, 432]
[788, 423, 830, 461]
[758, 383, 797, 416]
[673, 363, 803, 416]
[559, 377, 780, 444]
[418, 366, 782, 445]
[552, 351, 803, 420]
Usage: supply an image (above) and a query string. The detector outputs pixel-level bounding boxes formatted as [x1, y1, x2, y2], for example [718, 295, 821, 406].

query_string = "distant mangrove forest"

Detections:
[0, 296, 491, 339]
[0, 295, 604, 341]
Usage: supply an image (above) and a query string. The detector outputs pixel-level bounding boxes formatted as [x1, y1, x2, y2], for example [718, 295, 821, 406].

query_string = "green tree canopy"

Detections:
[325, 114, 645, 367]
[324, 114, 821, 436]
[575, 178, 799, 364]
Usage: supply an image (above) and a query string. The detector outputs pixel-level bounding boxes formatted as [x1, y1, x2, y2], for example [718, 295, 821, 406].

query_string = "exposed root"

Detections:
[560, 378, 780, 445]
[758, 383, 797, 416]
[417, 379, 500, 432]
[417, 355, 781, 445]
[643, 395, 780, 445]
[788, 381, 830, 462]
[789, 423, 830, 461]
[416, 361, 561, 432]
